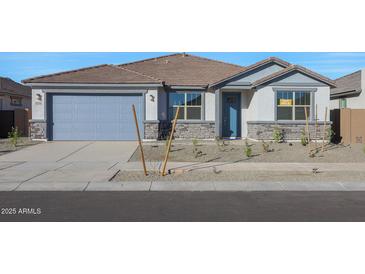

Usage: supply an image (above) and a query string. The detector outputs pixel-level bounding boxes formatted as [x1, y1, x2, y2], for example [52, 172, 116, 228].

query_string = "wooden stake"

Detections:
[322, 107, 328, 152]
[314, 104, 318, 150]
[132, 104, 147, 176]
[161, 106, 180, 176]
[304, 106, 311, 155]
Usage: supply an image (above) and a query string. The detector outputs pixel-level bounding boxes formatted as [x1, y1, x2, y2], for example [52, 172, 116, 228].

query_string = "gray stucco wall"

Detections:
[228, 63, 285, 85]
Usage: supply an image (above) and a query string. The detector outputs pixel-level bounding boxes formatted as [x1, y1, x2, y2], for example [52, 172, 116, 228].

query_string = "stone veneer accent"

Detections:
[144, 121, 160, 140]
[174, 121, 215, 139]
[247, 121, 331, 141]
[29, 119, 47, 140]
[144, 120, 216, 139]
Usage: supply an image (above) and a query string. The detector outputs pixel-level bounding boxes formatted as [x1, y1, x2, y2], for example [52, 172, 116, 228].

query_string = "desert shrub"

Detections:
[243, 138, 252, 157]
[215, 136, 226, 152]
[326, 127, 335, 143]
[300, 129, 309, 146]
[192, 138, 198, 147]
[8, 127, 20, 148]
[273, 127, 284, 143]
[192, 138, 202, 158]
[262, 140, 270, 153]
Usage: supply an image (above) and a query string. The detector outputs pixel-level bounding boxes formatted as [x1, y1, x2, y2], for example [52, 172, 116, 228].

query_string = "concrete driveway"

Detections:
[0, 141, 138, 191]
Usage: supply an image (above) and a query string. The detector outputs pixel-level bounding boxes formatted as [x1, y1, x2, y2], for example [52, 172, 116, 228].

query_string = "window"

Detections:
[276, 91, 312, 121]
[340, 98, 347, 109]
[169, 92, 202, 120]
[10, 96, 22, 106]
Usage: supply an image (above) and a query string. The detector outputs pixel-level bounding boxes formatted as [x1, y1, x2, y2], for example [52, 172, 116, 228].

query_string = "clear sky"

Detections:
[1, 52, 365, 83]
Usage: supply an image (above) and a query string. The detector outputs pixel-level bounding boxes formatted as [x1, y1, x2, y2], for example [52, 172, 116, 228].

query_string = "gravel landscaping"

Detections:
[129, 140, 365, 163]
[0, 137, 41, 156]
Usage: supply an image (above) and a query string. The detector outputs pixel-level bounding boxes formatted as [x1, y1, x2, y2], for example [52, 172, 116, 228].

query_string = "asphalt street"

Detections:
[1, 191, 365, 221]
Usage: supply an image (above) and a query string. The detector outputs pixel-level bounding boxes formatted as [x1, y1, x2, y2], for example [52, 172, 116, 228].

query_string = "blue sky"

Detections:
[1, 52, 365, 83]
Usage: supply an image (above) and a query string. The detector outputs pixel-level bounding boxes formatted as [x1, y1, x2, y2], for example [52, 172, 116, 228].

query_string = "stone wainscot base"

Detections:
[247, 121, 332, 141]
[144, 120, 215, 140]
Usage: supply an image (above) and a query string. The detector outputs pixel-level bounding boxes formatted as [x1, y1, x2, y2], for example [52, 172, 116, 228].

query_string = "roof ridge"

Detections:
[334, 69, 362, 81]
[118, 53, 182, 67]
[113, 65, 162, 82]
[22, 64, 109, 83]
[182, 53, 245, 69]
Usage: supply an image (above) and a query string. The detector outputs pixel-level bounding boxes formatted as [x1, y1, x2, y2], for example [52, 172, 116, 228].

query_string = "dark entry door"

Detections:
[0, 111, 14, 138]
[222, 93, 241, 138]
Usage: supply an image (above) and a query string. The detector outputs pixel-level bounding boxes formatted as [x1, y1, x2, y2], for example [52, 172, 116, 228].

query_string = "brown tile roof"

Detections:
[0, 77, 31, 97]
[252, 64, 336, 87]
[23, 64, 161, 84]
[331, 70, 362, 96]
[119, 53, 246, 87]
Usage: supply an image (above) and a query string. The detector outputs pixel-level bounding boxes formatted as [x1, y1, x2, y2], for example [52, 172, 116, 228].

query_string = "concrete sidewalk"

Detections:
[2, 180, 365, 191]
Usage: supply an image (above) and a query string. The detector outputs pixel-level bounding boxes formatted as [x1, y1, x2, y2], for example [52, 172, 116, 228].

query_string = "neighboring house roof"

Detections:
[330, 70, 362, 97]
[252, 65, 336, 88]
[22, 64, 162, 84]
[118, 53, 246, 87]
[0, 77, 31, 97]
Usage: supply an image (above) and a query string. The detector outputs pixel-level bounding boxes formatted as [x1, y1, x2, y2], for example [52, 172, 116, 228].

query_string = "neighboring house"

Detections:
[23, 53, 335, 141]
[0, 77, 31, 137]
[330, 69, 365, 109]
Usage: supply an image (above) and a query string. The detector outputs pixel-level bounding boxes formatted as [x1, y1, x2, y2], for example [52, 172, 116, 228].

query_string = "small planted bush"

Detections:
[273, 127, 284, 143]
[215, 136, 226, 152]
[243, 138, 252, 157]
[192, 138, 202, 158]
[326, 127, 335, 143]
[8, 127, 20, 148]
[300, 129, 309, 146]
[262, 140, 270, 153]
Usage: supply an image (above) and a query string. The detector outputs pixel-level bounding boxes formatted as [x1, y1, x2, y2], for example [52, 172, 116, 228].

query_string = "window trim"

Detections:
[168, 91, 205, 121]
[274, 89, 315, 121]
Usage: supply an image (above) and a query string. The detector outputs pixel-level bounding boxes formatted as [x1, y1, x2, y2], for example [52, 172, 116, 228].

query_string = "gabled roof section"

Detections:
[22, 64, 162, 84]
[252, 65, 336, 88]
[0, 77, 31, 97]
[331, 70, 362, 96]
[210, 57, 291, 87]
[119, 53, 246, 87]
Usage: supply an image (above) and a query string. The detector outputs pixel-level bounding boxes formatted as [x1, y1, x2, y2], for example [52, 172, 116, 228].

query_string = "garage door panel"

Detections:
[51, 94, 143, 141]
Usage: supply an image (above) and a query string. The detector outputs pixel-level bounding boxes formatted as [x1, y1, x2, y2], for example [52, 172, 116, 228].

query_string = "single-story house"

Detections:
[330, 69, 365, 109]
[23, 53, 335, 141]
[0, 77, 31, 137]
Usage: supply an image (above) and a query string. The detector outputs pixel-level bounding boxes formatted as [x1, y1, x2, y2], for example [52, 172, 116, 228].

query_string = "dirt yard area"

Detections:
[129, 140, 365, 163]
[114, 169, 365, 182]
[0, 138, 41, 156]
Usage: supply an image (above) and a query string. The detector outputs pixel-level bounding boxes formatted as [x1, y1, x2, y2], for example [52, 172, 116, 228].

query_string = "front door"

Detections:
[222, 93, 241, 138]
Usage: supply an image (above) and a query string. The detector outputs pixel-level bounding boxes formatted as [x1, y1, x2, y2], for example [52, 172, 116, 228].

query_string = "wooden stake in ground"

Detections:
[304, 106, 311, 155]
[132, 104, 147, 176]
[161, 106, 180, 176]
[322, 107, 328, 152]
[314, 104, 318, 150]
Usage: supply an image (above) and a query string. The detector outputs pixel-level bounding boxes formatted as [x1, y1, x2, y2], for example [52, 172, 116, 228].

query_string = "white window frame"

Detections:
[275, 90, 314, 121]
[169, 92, 204, 121]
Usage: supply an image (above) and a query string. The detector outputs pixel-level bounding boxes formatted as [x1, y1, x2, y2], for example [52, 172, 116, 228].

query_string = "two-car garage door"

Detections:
[49, 94, 143, 141]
